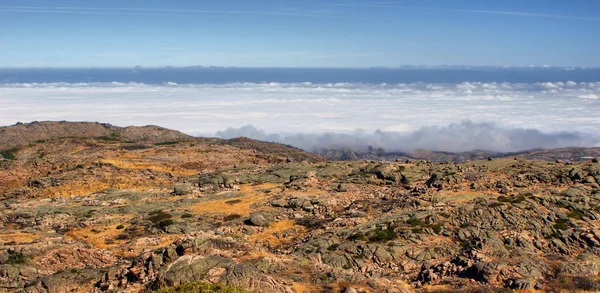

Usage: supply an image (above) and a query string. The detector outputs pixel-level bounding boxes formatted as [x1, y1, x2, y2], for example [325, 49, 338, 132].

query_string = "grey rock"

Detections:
[248, 212, 271, 227]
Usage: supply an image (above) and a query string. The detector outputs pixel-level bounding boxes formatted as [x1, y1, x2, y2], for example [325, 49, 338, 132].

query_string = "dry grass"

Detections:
[43, 173, 170, 197]
[65, 224, 129, 250]
[0, 231, 40, 246]
[65, 223, 181, 257]
[247, 220, 306, 246]
[100, 159, 197, 176]
[189, 183, 279, 216]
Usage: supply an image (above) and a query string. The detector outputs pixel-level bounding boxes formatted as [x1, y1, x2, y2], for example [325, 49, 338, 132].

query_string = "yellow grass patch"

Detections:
[43, 174, 170, 197]
[0, 231, 40, 246]
[247, 220, 306, 247]
[189, 183, 279, 216]
[100, 159, 197, 176]
[65, 223, 181, 257]
[65, 224, 128, 250]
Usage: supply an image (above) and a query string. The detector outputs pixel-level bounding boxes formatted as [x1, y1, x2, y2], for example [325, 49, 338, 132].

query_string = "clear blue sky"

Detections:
[1, 0, 599, 68]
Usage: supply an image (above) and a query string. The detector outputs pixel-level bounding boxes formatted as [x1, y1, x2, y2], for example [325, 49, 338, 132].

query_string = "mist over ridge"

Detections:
[215, 121, 598, 154]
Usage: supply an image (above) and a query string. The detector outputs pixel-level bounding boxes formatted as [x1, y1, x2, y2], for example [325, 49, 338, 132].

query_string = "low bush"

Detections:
[0, 147, 20, 160]
[6, 252, 29, 264]
[368, 229, 398, 242]
[154, 141, 180, 146]
[567, 210, 585, 220]
[154, 281, 248, 293]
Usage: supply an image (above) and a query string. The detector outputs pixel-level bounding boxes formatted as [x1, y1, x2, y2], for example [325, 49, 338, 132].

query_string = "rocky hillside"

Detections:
[0, 121, 193, 151]
[1, 122, 600, 293]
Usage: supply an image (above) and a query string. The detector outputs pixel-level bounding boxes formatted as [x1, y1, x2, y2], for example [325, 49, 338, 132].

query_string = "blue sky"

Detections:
[0, 0, 599, 68]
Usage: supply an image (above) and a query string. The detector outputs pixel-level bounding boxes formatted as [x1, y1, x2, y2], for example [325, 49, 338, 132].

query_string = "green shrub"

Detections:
[347, 233, 367, 241]
[154, 281, 248, 293]
[432, 224, 443, 234]
[554, 218, 570, 230]
[327, 244, 340, 251]
[368, 229, 398, 242]
[154, 141, 180, 146]
[6, 252, 29, 264]
[567, 210, 585, 220]
[0, 147, 20, 160]
[95, 136, 119, 142]
[412, 227, 424, 234]
[406, 217, 424, 226]
[159, 219, 175, 229]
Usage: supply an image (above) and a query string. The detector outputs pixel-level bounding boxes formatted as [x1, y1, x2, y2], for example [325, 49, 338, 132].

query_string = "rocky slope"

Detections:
[1, 122, 600, 293]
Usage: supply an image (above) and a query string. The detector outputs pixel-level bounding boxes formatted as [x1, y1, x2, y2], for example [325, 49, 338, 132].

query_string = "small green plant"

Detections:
[554, 218, 570, 230]
[0, 147, 20, 160]
[567, 210, 585, 220]
[412, 227, 424, 234]
[327, 244, 340, 251]
[154, 141, 180, 146]
[406, 217, 424, 226]
[347, 233, 367, 241]
[368, 228, 398, 243]
[6, 252, 29, 264]
[95, 136, 120, 142]
[159, 219, 175, 229]
[153, 281, 248, 293]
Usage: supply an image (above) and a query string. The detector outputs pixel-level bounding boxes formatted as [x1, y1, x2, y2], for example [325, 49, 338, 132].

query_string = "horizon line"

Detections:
[1, 65, 598, 70]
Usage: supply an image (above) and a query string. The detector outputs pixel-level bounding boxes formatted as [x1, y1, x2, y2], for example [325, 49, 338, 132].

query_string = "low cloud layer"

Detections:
[216, 121, 599, 153]
[1, 82, 598, 152]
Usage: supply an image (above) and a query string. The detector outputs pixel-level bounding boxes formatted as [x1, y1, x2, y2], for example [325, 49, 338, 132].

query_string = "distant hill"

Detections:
[0, 121, 326, 163]
[0, 121, 192, 151]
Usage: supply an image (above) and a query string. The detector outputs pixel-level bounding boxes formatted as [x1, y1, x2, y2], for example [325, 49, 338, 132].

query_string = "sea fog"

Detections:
[0, 68, 599, 153]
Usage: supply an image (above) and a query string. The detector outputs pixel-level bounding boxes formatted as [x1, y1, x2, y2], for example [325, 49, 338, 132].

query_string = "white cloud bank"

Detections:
[216, 122, 597, 153]
[1, 81, 598, 152]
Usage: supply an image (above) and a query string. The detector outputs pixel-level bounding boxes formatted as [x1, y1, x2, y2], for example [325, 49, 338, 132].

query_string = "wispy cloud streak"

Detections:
[0, 5, 358, 19]
[321, 3, 599, 21]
